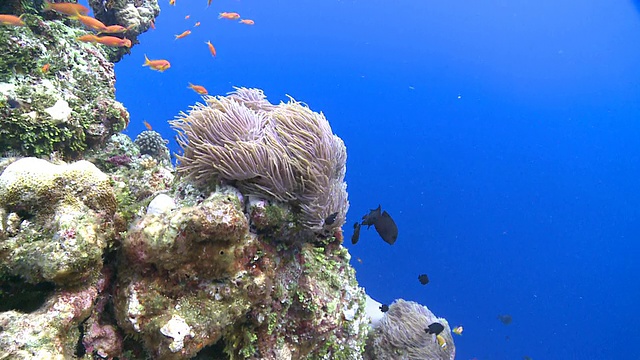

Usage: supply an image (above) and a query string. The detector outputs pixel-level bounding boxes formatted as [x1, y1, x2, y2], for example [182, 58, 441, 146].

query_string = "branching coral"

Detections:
[170, 87, 348, 231]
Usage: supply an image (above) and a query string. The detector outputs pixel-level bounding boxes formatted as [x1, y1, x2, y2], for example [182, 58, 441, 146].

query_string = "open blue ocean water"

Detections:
[90, 0, 640, 358]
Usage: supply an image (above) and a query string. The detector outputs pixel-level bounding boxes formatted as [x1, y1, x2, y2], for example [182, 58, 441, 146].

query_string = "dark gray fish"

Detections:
[6, 97, 22, 109]
[418, 274, 429, 285]
[361, 205, 381, 228]
[498, 314, 513, 325]
[425, 322, 445, 335]
[351, 222, 361, 245]
[324, 212, 338, 226]
[379, 304, 389, 313]
[374, 210, 398, 245]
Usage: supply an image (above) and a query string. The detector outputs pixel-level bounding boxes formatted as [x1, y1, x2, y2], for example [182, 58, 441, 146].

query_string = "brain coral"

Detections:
[0, 157, 116, 286]
[170, 87, 348, 232]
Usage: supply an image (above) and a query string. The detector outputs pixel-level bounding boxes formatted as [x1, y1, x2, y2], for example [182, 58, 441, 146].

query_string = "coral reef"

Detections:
[171, 88, 348, 232]
[0, 94, 455, 359]
[0, 13, 129, 158]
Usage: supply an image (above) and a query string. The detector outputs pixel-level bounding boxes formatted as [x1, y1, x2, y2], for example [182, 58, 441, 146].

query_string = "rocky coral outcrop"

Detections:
[0, 286, 99, 359]
[110, 186, 368, 360]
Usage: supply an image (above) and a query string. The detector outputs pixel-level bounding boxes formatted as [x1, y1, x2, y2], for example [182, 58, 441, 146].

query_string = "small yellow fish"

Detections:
[143, 55, 171, 72]
[43, 0, 89, 16]
[452, 326, 463, 335]
[175, 29, 191, 39]
[205, 40, 216, 57]
[0, 14, 25, 27]
[436, 334, 447, 349]
[219, 12, 240, 20]
[188, 83, 208, 95]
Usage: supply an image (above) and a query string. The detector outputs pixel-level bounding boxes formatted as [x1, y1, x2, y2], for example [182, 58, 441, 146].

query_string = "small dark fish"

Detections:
[425, 322, 445, 335]
[418, 274, 429, 285]
[6, 97, 22, 109]
[379, 304, 389, 313]
[361, 205, 381, 228]
[324, 212, 338, 226]
[523, 356, 532, 360]
[351, 222, 361, 245]
[374, 210, 398, 245]
[498, 314, 513, 325]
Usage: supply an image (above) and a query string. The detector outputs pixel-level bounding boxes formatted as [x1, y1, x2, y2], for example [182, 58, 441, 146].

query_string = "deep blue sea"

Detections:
[89, 0, 640, 358]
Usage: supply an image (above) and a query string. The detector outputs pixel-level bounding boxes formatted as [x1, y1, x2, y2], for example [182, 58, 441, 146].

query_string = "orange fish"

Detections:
[175, 30, 191, 39]
[143, 55, 171, 72]
[0, 14, 25, 27]
[143, 120, 153, 130]
[149, 20, 155, 29]
[169, 0, 175, 5]
[95, 36, 131, 47]
[100, 24, 129, 34]
[239, 19, 254, 25]
[43, 0, 89, 16]
[71, 14, 108, 32]
[205, 40, 216, 57]
[77, 34, 99, 42]
[188, 83, 208, 95]
[194, 21, 200, 27]
[185, 15, 190, 20]
[218, 12, 240, 20]
[41, 63, 51, 73]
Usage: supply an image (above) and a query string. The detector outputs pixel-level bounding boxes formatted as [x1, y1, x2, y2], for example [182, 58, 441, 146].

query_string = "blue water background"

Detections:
[88, 0, 640, 358]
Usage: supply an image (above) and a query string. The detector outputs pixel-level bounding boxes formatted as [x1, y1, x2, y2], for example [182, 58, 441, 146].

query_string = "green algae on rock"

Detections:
[0, 14, 129, 158]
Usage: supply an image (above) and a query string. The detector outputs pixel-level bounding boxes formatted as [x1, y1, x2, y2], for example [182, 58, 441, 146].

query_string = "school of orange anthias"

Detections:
[0, 0, 256, 96]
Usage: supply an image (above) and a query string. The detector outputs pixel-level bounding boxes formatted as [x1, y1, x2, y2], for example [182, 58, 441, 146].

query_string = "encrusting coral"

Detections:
[170, 87, 349, 232]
